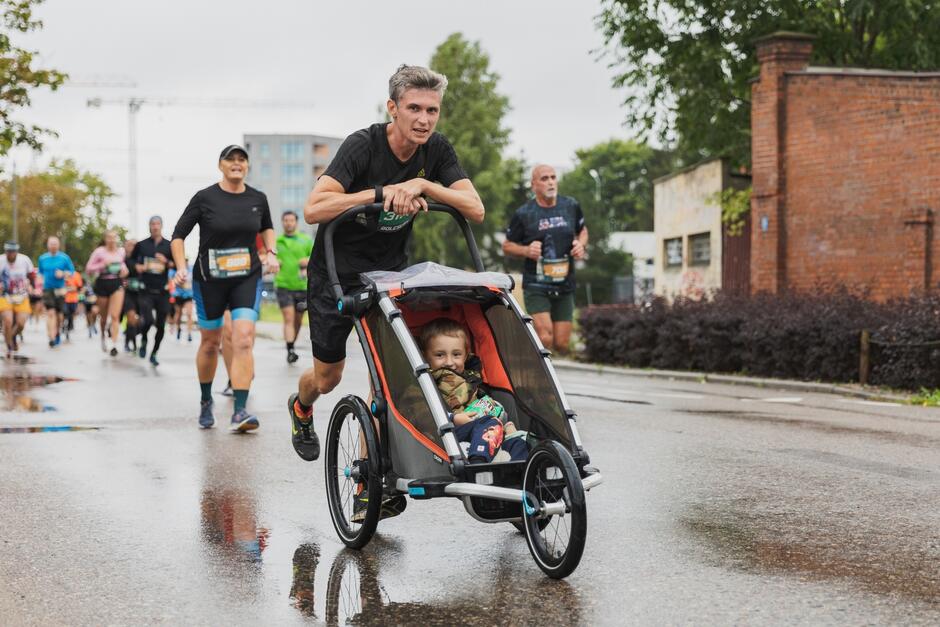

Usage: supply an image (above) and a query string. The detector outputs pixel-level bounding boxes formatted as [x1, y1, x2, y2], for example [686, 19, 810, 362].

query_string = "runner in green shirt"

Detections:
[275, 210, 314, 363]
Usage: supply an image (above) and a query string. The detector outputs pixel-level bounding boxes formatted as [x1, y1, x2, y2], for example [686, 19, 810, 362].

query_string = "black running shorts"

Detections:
[93, 278, 123, 298]
[192, 274, 262, 329]
[276, 287, 307, 312]
[307, 278, 353, 364]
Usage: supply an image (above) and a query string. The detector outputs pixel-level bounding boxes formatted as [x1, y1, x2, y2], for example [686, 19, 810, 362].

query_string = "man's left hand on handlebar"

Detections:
[384, 179, 429, 216]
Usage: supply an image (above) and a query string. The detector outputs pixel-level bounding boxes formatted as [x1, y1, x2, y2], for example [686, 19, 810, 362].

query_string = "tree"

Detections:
[410, 33, 527, 270]
[0, 160, 121, 265]
[597, 1, 940, 167]
[557, 139, 676, 305]
[0, 0, 67, 156]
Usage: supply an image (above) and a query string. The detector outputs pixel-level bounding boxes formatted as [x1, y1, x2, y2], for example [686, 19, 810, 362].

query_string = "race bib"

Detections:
[127, 278, 142, 291]
[143, 257, 166, 274]
[53, 287, 67, 297]
[208, 247, 251, 279]
[537, 256, 570, 284]
[10, 294, 25, 304]
[106, 262, 122, 276]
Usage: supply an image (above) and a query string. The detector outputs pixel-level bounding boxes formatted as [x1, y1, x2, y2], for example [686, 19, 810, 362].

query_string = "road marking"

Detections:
[646, 392, 705, 400]
[837, 399, 903, 408]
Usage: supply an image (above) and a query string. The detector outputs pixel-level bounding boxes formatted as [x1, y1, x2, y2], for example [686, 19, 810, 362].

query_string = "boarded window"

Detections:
[664, 237, 683, 267]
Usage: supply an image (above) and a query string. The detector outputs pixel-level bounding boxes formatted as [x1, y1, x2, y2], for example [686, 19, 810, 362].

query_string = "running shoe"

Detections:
[287, 349, 299, 364]
[100, 334, 107, 352]
[49, 339, 56, 349]
[188, 333, 193, 342]
[54, 334, 61, 346]
[109, 347, 118, 357]
[349, 489, 407, 523]
[230, 408, 260, 433]
[176, 328, 181, 341]
[198, 400, 215, 429]
[220, 381, 233, 397]
[138, 337, 147, 359]
[149, 353, 159, 367]
[288, 393, 319, 461]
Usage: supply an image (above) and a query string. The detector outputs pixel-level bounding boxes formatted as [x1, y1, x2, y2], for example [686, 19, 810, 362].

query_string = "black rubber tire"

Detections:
[511, 517, 550, 533]
[521, 441, 587, 579]
[325, 395, 382, 549]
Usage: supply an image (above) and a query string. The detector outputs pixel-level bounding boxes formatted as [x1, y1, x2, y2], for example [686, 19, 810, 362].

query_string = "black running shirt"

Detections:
[309, 123, 468, 283]
[131, 236, 173, 291]
[172, 183, 273, 283]
[506, 196, 586, 293]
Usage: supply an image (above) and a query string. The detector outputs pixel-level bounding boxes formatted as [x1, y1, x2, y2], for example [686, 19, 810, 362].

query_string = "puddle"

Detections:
[0, 373, 74, 413]
[1, 355, 36, 365]
[683, 503, 940, 605]
[312, 546, 583, 625]
[0, 425, 99, 434]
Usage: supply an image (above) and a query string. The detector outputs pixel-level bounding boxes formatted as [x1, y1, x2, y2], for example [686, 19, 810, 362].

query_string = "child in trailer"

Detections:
[419, 318, 528, 463]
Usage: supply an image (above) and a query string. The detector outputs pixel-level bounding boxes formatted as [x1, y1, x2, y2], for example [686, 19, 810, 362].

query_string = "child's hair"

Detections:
[419, 318, 470, 353]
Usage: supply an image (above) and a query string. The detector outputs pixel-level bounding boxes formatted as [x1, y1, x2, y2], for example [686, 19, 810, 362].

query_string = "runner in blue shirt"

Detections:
[36, 236, 75, 348]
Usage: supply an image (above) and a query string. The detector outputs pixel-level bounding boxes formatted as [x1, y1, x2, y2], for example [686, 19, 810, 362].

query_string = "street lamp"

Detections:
[588, 168, 601, 202]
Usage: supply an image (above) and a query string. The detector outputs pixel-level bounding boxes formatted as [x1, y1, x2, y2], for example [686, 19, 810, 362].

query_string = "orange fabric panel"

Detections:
[398, 301, 513, 392]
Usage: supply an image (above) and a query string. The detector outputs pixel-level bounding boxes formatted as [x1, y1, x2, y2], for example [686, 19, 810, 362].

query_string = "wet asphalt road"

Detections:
[1, 320, 939, 625]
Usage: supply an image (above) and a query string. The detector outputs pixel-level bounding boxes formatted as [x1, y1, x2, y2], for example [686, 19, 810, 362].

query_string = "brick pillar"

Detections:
[750, 32, 814, 294]
[903, 208, 933, 293]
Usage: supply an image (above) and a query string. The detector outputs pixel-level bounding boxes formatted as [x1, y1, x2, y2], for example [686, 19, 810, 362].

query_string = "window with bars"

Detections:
[689, 232, 711, 266]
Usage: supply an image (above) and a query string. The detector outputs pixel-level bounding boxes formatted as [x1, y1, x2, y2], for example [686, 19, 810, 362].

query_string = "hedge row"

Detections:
[578, 291, 940, 391]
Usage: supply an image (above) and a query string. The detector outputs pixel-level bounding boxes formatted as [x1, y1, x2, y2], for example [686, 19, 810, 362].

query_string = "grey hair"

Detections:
[388, 64, 448, 103]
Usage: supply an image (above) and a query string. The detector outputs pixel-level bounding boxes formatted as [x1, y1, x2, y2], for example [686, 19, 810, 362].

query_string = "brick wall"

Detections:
[750, 33, 940, 300]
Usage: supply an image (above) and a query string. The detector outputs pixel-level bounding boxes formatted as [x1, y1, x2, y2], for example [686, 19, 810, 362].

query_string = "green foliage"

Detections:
[910, 388, 940, 407]
[597, 1, 940, 167]
[0, 159, 122, 265]
[710, 186, 752, 236]
[557, 139, 675, 305]
[0, 0, 67, 155]
[410, 33, 527, 270]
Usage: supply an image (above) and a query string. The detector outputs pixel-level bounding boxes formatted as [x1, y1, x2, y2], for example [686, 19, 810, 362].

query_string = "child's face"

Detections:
[424, 334, 468, 373]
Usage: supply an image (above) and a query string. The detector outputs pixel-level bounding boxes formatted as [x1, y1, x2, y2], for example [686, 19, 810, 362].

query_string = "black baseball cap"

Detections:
[219, 144, 248, 161]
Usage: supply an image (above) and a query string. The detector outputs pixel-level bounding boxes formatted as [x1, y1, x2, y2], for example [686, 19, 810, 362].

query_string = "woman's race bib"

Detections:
[10, 294, 25, 304]
[208, 247, 251, 279]
[105, 262, 122, 276]
[537, 256, 570, 284]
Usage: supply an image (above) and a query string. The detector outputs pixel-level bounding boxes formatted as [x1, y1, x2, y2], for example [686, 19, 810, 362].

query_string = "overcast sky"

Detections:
[9, 0, 631, 237]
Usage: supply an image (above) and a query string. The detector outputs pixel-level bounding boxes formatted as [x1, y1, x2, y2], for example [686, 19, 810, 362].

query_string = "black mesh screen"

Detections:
[484, 303, 571, 447]
[364, 309, 443, 451]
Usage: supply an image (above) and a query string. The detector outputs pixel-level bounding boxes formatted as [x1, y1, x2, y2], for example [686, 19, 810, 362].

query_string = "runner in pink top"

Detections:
[85, 230, 128, 356]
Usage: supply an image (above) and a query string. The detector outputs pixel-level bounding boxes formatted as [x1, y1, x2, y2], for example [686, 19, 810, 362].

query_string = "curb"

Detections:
[550, 359, 913, 403]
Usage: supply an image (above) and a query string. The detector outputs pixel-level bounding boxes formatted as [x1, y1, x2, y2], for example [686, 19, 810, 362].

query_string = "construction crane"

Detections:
[85, 96, 315, 233]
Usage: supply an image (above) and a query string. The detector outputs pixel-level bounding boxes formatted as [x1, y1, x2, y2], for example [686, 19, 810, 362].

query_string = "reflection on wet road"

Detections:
[1, 324, 939, 624]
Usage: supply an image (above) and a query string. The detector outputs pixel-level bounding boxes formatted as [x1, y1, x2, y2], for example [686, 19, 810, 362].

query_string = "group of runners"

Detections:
[0, 223, 196, 363]
[1, 63, 589, 518]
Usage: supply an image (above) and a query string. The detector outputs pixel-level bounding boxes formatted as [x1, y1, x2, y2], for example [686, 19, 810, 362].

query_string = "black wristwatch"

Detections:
[374, 184, 383, 204]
